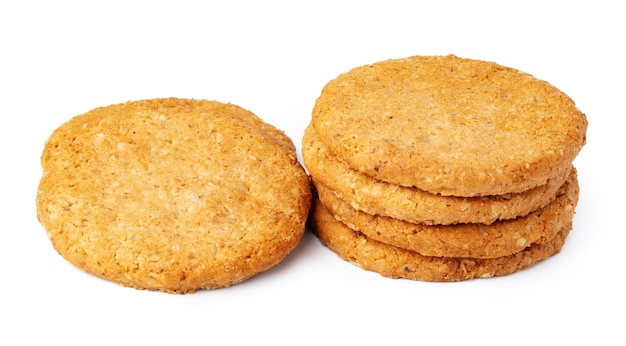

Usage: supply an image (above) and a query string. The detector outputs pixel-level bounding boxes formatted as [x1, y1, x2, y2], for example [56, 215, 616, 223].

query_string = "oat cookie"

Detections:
[311, 54, 587, 196]
[310, 199, 572, 282]
[37, 98, 312, 293]
[316, 167, 578, 258]
[303, 125, 571, 225]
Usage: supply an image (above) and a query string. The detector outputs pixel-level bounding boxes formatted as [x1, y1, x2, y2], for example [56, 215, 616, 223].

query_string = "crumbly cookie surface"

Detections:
[303, 125, 571, 225]
[316, 168, 578, 258]
[311, 55, 587, 196]
[310, 199, 572, 282]
[37, 98, 312, 293]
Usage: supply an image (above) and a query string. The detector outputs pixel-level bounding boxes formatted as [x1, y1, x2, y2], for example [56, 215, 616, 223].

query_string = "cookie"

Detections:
[311, 54, 587, 196]
[303, 124, 571, 225]
[315, 167, 578, 258]
[310, 199, 572, 282]
[37, 98, 312, 293]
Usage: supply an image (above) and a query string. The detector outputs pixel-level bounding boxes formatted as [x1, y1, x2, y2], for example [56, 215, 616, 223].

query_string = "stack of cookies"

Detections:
[303, 55, 587, 281]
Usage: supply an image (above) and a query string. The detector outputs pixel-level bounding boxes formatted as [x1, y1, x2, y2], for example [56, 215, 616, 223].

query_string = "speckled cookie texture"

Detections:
[310, 54, 587, 197]
[37, 98, 312, 293]
[303, 54, 587, 281]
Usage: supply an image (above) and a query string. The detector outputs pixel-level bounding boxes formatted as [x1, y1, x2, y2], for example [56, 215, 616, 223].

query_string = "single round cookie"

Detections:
[310, 199, 572, 282]
[303, 124, 571, 225]
[316, 167, 578, 258]
[37, 98, 312, 293]
[311, 54, 587, 196]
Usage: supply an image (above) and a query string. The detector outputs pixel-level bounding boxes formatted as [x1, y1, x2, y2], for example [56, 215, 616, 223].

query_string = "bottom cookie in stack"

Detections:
[308, 169, 579, 281]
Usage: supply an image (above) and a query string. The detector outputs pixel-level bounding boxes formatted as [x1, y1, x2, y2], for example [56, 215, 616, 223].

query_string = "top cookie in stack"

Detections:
[303, 55, 587, 281]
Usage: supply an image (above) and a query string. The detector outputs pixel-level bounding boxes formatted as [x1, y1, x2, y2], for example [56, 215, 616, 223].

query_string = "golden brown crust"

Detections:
[315, 168, 578, 258]
[310, 199, 572, 282]
[37, 98, 312, 293]
[303, 124, 571, 225]
[311, 55, 587, 196]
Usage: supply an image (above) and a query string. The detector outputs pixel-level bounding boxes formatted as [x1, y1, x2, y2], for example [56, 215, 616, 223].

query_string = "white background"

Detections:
[1, 1, 623, 345]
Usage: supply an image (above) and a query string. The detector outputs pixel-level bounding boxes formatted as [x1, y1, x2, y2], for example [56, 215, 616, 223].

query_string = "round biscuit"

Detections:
[311, 54, 587, 196]
[37, 98, 312, 293]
